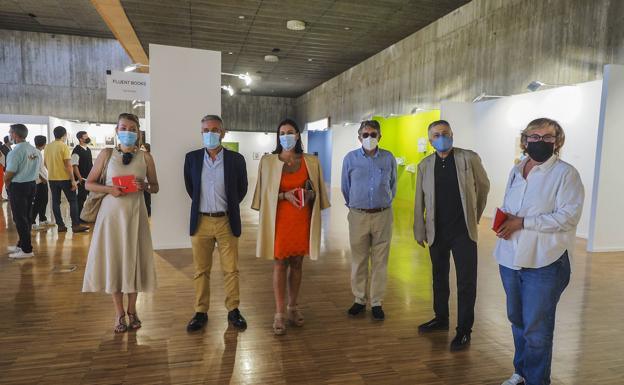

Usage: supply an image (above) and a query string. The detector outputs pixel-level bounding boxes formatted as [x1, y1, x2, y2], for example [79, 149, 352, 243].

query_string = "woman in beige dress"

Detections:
[82, 113, 159, 333]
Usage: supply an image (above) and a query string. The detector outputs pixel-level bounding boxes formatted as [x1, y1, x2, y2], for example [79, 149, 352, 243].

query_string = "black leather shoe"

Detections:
[450, 332, 471, 351]
[418, 318, 450, 333]
[227, 308, 247, 330]
[187, 312, 208, 332]
[371, 306, 385, 321]
[347, 303, 366, 316]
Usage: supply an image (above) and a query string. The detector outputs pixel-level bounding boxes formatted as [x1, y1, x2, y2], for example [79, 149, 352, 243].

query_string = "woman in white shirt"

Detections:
[494, 118, 584, 385]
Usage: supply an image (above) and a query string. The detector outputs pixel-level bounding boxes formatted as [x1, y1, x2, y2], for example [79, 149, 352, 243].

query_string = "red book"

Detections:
[112, 175, 138, 193]
[492, 208, 509, 232]
[294, 187, 305, 208]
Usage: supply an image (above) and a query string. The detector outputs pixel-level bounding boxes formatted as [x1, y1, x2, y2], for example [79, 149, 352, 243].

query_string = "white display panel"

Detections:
[441, 80, 603, 240]
[149, 44, 221, 249]
[588, 65, 624, 252]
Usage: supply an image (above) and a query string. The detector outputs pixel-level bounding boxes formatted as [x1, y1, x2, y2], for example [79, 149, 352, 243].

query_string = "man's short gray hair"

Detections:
[201, 115, 223, 125]
[358, 119, 381, 135]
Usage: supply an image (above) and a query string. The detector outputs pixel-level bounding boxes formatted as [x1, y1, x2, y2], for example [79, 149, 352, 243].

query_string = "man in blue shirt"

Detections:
[341, 120, 397, 321]
[4, 124, 41, 259]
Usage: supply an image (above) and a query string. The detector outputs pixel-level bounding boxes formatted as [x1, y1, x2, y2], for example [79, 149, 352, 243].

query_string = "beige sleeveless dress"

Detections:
[82, 149, 157, 293]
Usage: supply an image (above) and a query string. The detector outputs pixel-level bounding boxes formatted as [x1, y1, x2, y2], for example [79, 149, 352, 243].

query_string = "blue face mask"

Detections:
[279, 134, 297, 150]
[203, 132, 221, 150]
[431, 135, 453, 152]
[117, 131, 138, 147]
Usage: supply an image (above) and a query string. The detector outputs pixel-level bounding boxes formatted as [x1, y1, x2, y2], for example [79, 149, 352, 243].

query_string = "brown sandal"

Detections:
[127, 312, 142, 330]
[114, 313, 128, 333]
[287, 305, 304, 327]
[273, 313, 287, 335]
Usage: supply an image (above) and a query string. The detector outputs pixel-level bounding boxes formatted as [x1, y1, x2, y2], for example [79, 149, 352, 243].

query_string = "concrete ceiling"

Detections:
[0, 0, 472, 97]
[0, 0, 113, 38]
[121, 0, 471, 97]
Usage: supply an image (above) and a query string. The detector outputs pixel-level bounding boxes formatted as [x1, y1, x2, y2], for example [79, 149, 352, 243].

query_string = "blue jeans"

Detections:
[49, 180, 80, 227]
[499, 252, 570, 385]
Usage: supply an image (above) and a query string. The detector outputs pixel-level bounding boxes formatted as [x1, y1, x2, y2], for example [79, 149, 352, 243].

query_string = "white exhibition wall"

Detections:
[150, 44, 221, 249]
[329, 123, 360, 190]
[588, 65, 624, 252]
[442, 79, 603, 239]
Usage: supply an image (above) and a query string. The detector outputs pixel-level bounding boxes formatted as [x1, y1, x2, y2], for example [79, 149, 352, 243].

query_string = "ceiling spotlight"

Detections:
[241, 88, 251, 93]
[527, 80, 566, 92]
[124, 63, 149, 72]
[307, 58, 313, 62]
[286, 20, 306, 31]
[264, 54, 279, 63]
[222, 72, 252, 85]
[238, 15, 245, 19]
[227, 51, 233, 55]
[239, 72, 252, 85]
[344, 26, 351, 30]
[221, 85, 235, 96]
[472, 92, 505, 103]
[527, 81, 545, 92]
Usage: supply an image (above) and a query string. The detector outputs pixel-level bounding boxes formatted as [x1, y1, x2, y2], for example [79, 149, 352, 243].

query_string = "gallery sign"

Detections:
[106, 71, 150, 101]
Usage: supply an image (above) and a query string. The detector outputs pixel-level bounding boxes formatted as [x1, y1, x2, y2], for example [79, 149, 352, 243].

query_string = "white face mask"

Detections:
[362, 137, 378, 151]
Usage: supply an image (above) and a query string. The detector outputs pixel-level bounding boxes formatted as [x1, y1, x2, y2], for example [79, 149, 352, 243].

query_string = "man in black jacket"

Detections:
[183, 114, 248, 332]
[71, 131, 93, 219]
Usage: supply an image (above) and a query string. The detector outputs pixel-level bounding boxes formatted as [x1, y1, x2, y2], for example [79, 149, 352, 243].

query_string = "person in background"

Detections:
[183, 115, 248, 332]
[495, 118, 584, 385]
[44, 126, 88, 233]
[341, 120, 397, 321]
[31, 135, 51, 230]
[414, 119, 490, 351]
[3, 136, 12, 150]
[141, 143, 152, 217]
[71, 131, 93, 220]
[4, 124, 41, 259]
[82, 113, 159, 333]
[1, 138, 12, 201]
[252, 118, 330, 335]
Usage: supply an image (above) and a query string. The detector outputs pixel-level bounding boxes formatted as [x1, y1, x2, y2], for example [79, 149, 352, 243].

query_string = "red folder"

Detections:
[492, 208, 509, 232]
[112, 175, 138, 193]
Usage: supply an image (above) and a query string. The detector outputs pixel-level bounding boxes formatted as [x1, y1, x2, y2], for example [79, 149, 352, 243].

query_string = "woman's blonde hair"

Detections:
[520, 118, 565, 156]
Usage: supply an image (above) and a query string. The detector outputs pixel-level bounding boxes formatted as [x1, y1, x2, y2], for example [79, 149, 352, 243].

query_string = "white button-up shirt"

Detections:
[199, 148, 228, 213]
[494, 155, 584, 270]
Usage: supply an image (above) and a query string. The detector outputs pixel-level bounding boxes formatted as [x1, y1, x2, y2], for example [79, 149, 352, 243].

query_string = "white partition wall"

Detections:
[441, 79, 603, 240]
[588, 65, 624, 252]
[149, 44, 221, 249]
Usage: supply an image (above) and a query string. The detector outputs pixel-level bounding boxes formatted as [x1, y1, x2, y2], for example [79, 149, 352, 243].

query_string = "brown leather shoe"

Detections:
[72, 225, 89, 233]
[57, 225, 68, 233]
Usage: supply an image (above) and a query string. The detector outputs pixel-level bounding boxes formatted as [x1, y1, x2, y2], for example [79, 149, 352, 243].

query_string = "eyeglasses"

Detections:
[523, 134, 557, 143]
[361, 132, 378, 139]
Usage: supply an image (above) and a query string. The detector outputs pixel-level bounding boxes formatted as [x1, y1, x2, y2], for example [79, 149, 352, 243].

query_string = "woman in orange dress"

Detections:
[252, 118, 330, 335]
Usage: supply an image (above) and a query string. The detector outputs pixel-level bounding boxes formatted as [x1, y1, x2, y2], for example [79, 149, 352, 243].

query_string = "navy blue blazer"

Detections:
[183, 147, 248, 237]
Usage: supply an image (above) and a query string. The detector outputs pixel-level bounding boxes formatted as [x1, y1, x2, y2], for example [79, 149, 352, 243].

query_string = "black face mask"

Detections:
[526, 141, 555, 162]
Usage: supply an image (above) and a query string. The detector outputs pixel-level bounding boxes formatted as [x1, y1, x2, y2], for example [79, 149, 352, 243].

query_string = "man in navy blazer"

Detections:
[183, 114, 248, 332]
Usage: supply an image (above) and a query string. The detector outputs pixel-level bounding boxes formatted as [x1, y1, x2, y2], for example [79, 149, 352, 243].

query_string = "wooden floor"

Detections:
[1, 191, 623, 385]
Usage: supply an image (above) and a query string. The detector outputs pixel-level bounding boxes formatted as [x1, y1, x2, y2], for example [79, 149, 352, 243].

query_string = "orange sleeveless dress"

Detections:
[274, 159, 311, 259]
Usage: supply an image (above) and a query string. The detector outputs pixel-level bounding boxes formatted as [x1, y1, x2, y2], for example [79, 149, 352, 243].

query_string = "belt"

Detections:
[353, 207, 389, 214]
[200, 212, 227, 217]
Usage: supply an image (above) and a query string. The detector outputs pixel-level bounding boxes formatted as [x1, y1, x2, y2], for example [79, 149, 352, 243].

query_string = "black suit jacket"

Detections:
[184, 147, 248, 237]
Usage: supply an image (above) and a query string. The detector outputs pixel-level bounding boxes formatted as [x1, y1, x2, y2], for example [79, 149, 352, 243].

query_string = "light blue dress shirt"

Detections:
[200, 149, 228, 213]
[5, 141, 41, 183]
[341, 147, 397, 209]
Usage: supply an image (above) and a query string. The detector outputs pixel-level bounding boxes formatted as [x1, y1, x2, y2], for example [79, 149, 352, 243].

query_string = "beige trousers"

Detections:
[347, 208, 393, 307]
[190, 216, 239, 312]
